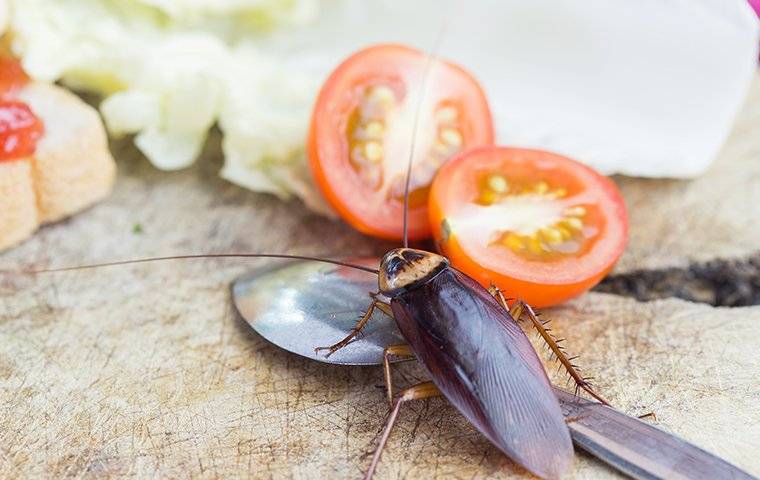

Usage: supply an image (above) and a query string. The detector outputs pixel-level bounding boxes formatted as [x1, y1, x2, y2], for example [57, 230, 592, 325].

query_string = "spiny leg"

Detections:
[364, 381, 441, 480]
[314, 295, 392, 357]
[519, 300, 610, 405]
[638, 411, 657, 421]
[383, 344, 415, 407]
[488, 286, 610, 406]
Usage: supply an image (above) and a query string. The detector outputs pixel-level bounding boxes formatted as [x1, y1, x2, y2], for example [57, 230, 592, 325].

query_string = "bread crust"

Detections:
[18, 83, 116, 223]
[0, 83, 116, 250]
[0, 159, 38, 251]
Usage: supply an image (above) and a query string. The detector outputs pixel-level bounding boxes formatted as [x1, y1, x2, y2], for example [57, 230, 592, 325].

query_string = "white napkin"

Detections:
[267, 0, 760, 178]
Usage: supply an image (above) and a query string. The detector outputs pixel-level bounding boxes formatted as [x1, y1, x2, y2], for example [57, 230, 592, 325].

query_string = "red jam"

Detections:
[0, 57, 43, 161]
[0, 101, 44, 160]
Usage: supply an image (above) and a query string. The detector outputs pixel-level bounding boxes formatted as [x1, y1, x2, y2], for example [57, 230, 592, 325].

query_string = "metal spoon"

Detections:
[232, 258, 756, 480]
[232, 257, 403, 365]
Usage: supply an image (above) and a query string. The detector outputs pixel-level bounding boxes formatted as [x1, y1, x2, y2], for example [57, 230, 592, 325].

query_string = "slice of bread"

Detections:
[0, 159, 38, 250]
[0, 82, 115, 250]
[17, 82, 116, 223]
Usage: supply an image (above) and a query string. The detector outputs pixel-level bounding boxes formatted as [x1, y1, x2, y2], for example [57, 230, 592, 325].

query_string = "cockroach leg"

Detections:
[638, 411, 657, 421]
[382, 344, 416, 406]
[509, 300, 523, 320]
[489, 285, 521, 317]
[488, 286, 611, 406]
[371, 297, 394, 318]
[520, 302, 611, 406]
[564, 414, 589, 424]
[365, 381, 441, 480]
[314, 296, 392, 357]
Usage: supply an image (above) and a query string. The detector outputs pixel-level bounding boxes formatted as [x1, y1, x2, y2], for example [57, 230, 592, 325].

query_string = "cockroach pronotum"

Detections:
[3, 45, 755, 480]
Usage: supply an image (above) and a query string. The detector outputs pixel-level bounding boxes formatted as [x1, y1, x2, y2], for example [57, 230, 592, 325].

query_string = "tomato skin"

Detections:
[429, 147, 628, 307]
[433, 230, 617, 307]
[308, 44, 493, 241]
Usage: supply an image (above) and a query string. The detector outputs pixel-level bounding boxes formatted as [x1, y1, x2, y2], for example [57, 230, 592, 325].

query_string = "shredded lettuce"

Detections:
[8, 0, 332, 213]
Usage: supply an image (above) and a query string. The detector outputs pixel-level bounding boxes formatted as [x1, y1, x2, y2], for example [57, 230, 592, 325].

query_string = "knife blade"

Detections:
[554, 388, 757, 480]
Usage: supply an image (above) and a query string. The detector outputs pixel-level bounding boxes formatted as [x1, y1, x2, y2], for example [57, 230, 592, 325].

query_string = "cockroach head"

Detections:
[378, 248, 449, 297]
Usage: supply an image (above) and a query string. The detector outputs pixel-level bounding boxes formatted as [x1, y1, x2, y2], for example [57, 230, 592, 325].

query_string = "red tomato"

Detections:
[308, 44, 493, 240]
[429, 147, 628, 307]
[0, 101, 45, 161]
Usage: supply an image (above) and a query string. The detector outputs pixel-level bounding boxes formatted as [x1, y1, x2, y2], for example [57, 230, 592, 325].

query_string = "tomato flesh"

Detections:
[430, 147, 628, 307]
[309, 44, 493, 240]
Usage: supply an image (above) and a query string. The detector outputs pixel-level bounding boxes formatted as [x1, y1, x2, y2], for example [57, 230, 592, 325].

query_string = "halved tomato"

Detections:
[308, 44, 493, 240]
[429, 147, 628, 307]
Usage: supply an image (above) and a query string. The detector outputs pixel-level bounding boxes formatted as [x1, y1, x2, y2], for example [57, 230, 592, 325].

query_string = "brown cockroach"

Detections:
[360, 247, 578, 479]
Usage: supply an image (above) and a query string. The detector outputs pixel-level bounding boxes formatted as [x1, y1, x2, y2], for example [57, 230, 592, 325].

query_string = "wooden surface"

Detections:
[1, 75, 760, 478]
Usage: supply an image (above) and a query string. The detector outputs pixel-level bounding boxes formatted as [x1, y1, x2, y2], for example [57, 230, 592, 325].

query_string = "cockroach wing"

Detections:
[391, 268, 573, 480]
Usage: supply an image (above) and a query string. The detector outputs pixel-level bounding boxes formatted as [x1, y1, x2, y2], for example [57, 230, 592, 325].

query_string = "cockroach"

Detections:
[358, 247, 576, 479]
[4, 46, 750, 480]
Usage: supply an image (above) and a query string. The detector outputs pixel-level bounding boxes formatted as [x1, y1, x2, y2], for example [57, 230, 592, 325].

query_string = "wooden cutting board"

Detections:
[1, 76, 759, 479]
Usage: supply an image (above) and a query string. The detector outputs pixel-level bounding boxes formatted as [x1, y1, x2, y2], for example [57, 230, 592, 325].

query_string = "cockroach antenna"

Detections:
[1, 254, 380, 276]
[402, 27, 448, 248]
